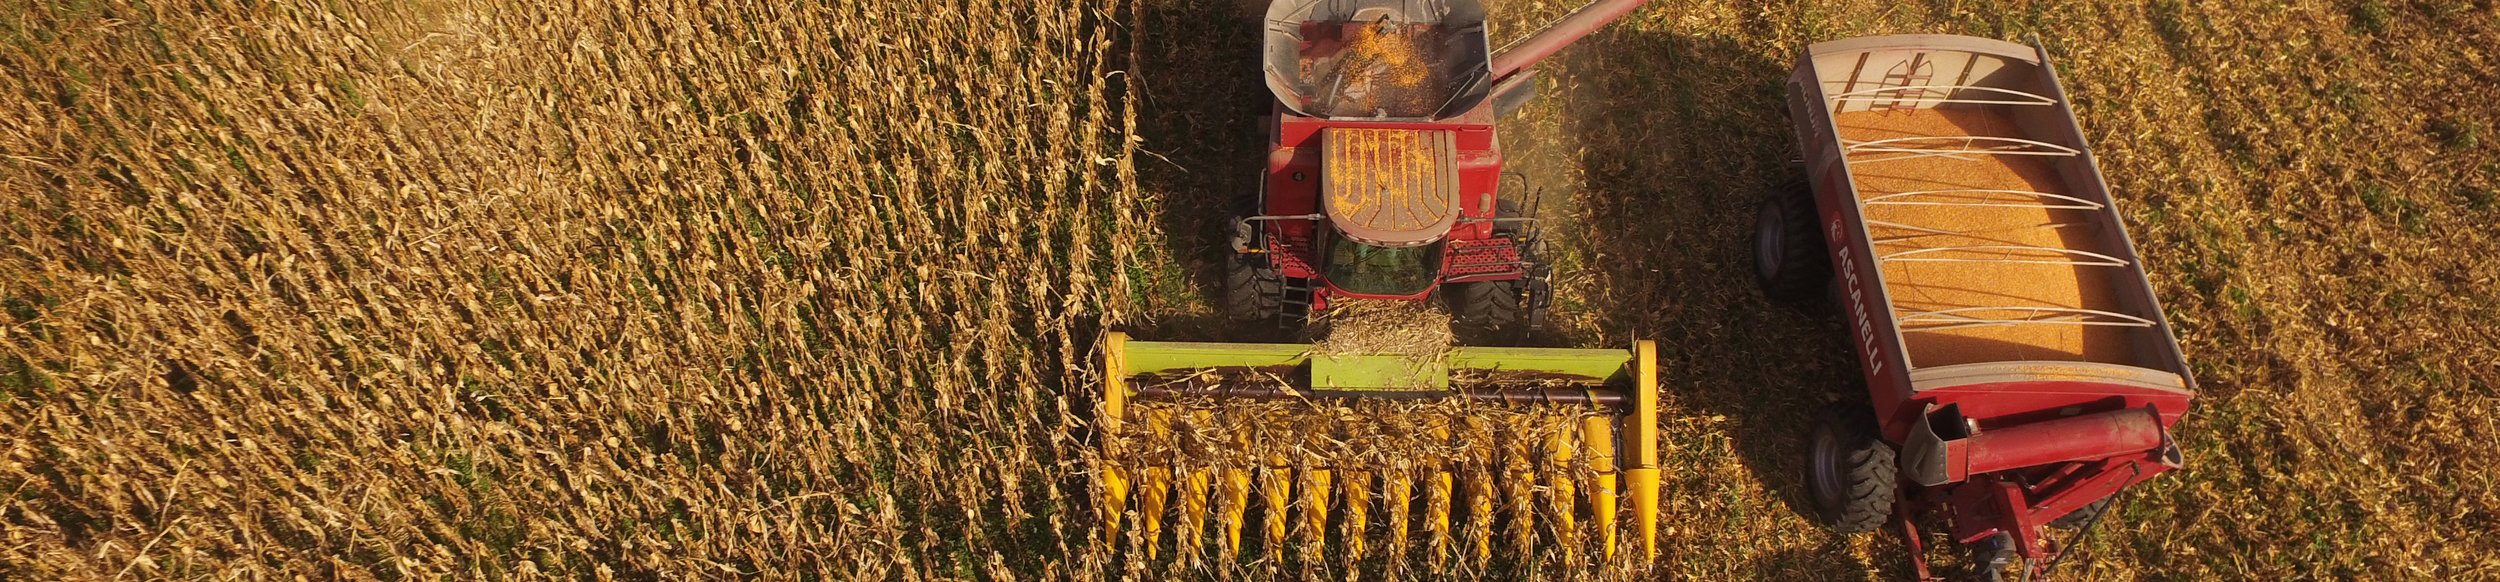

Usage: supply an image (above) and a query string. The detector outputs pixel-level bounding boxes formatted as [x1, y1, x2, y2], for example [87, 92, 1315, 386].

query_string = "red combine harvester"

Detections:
[1092, 1, 1668, 565]
[1228, 0, 1649, 341]
[1754, 35, 2196, 580]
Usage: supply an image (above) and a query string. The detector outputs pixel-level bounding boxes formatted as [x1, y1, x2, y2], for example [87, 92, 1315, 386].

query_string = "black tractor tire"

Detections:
[1967, 532, 2016, 582]
[1754, 180, 1831, 304]
[1447, 279, 1525, 344]
[2050, 496, 2114, 530]
[1449, 197, 1544, 344]
[1806, 403, 1898, 534]
[1223, 254, 1282, 323]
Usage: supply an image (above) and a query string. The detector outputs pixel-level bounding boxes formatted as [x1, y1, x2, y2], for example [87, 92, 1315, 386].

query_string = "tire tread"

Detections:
[1811, 403, 1898, 534]
[1755, 181, 1831, 302]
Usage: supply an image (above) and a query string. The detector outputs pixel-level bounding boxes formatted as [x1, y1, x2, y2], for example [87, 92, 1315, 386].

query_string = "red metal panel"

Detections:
[1915, 379, 2193, 430]
[1825, 207, 1919, 440]
[1942, 458, 2176, 562]
[1444, 238, 1525, 281]
[1268, 231, 1319, 280]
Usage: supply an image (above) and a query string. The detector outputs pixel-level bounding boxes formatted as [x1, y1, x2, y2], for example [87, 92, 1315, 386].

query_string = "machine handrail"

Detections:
[1896, 306, 2157, 332]
[1841, 135, 2081, 164]
[1877, 244, 2131, 267]
[1862, 189, 2105, 210]
[1239, 213, 1326, 222]
[1864, 220, 2096, 246]
[1825, 84, 2060, 107]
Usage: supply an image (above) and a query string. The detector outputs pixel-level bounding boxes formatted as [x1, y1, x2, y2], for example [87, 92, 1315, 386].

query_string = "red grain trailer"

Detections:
[1752, 34, 2195, 580]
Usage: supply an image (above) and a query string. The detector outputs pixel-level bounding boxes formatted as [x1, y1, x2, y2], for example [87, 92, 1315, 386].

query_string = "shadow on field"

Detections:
[1128, 0, 1272, 342]
[1554, 27, 1904, 577]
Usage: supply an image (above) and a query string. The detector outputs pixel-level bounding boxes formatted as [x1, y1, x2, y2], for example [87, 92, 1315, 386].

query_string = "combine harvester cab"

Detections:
[1755, 35, 2197, 580]
[1097, 333, 1663, 565]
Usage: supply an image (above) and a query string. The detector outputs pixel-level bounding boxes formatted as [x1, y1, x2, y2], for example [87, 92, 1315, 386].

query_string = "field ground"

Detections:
[4, 0, 2497, 580]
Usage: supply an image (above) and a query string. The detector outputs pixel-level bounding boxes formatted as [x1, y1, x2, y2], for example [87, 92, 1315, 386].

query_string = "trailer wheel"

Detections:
[1449, 279, 1525, 344]
[1753, 180, 1830, 303]
[1223, 253, 1282, 323]
[1807, 403, 1897, 534]
[2050, 496, 2113, 530]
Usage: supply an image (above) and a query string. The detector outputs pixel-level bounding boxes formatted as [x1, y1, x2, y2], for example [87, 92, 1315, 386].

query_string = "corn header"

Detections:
[1098, 333, 1661, 564]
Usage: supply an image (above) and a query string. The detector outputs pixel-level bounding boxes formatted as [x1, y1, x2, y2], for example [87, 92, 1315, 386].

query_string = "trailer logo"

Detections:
[1832, 218, 1885, 376]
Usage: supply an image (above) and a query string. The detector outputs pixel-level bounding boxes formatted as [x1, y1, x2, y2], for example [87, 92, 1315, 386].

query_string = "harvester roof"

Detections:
[1320, 127, 1458, 246]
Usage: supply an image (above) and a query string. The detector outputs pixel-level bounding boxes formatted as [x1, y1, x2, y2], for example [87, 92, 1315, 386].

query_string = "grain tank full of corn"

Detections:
[1098, 0, 1663, 567]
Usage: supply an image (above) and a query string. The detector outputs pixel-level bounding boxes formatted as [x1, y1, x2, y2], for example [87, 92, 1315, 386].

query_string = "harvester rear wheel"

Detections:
[1807, 403, 1896, 534]
[1223, 253, 1282, 323]
[1753, 180, 1830, 304]
[1448, 279, 1524, 344]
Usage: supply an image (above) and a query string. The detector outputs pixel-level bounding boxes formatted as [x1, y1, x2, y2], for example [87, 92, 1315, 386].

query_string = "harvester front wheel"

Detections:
[1753, 180, 1830, 304]
[1807, 403, 1896, 534]
[1223, 253, 1282, 323]
[1448, 199, 1540, 343]
[1448, 279, 1525, 344]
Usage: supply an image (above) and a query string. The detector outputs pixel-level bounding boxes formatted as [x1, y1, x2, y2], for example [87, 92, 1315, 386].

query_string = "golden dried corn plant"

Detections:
[1, 0, 1137, 579]
[4, 0, 2498, 580]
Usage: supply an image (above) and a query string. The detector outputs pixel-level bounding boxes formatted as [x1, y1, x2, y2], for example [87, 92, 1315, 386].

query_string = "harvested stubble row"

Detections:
[1313, 299, 1458, 359]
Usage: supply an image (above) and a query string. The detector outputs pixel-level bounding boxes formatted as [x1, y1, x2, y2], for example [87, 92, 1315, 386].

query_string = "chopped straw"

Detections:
[1310, 298, 1456, 358]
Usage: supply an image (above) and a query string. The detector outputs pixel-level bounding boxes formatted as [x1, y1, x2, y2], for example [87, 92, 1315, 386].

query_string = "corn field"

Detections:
[4, 0, 2497, 580]
[2, 0, 1134, 578]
